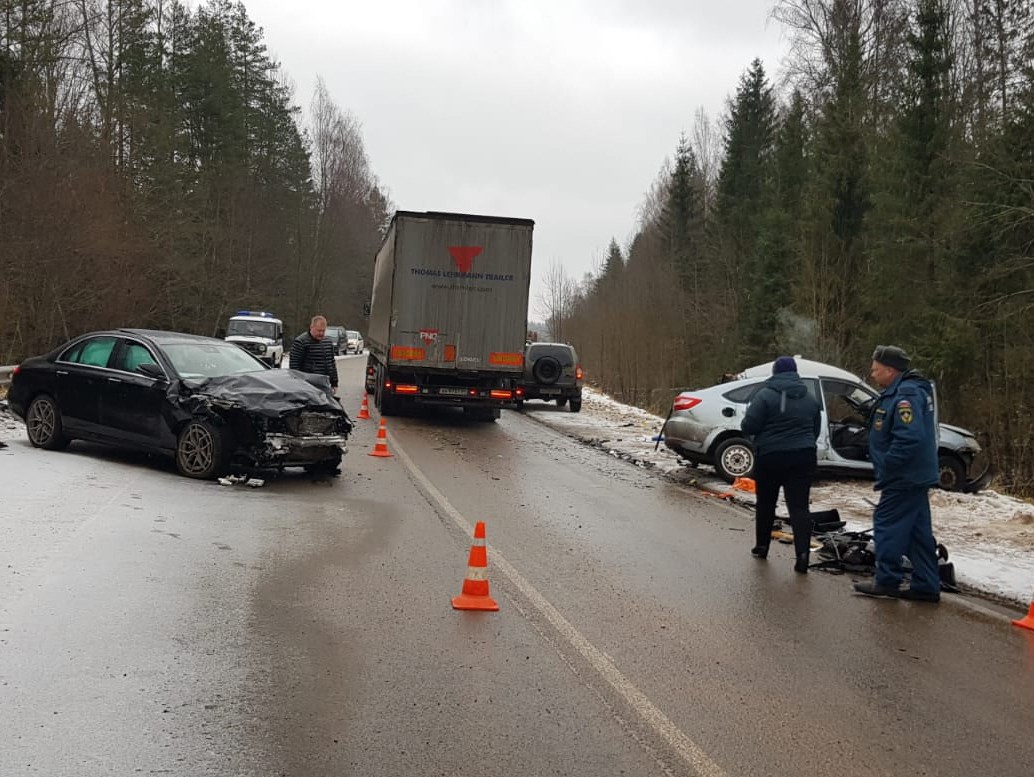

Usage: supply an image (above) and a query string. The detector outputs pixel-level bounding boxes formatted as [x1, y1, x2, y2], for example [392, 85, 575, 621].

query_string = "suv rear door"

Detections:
[524, 344, 577, 387]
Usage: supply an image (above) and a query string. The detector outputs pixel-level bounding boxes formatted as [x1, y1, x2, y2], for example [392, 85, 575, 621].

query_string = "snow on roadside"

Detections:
[0, 400, 20, 445]
[527, 387, 1034, 608]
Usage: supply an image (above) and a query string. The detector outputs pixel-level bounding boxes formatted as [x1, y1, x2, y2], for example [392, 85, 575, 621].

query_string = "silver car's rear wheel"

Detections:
[714, 437, 754, 482]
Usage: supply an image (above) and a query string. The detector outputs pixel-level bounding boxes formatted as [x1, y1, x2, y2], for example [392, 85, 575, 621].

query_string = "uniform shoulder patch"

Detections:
[897, 399, 913, 424]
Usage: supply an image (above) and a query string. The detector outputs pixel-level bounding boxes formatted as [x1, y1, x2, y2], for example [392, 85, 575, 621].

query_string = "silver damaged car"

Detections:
[662, 358, 987, 491]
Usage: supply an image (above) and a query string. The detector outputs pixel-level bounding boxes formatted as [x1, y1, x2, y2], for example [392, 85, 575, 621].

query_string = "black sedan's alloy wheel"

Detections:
[176, 419, 229, 479]
[26, 395, 71, 450]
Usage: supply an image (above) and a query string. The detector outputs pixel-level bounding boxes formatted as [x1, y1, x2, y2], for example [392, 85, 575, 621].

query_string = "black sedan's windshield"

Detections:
[163, 343, 267, 379]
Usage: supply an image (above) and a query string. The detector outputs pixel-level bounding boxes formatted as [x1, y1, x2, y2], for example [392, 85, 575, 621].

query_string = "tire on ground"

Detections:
[176, 419, 231, 479]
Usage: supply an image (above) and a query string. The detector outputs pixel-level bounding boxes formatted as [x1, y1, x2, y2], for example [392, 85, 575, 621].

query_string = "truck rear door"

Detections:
[387, 214, 533, 375]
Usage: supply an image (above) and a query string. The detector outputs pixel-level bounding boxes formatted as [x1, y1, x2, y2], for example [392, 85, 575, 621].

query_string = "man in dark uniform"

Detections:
[854, 345, 941, 602]
[290, 315, 339, 396]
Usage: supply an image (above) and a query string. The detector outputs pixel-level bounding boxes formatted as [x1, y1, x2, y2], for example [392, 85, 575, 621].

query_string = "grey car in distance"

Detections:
[662, 358, 985, 491]
[517, 342, 583, 412]
[324, 326, 348, 355]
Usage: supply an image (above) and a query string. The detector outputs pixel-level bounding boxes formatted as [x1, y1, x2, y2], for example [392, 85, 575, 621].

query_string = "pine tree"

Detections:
[739, 93, 811, 362]
[799, 0, 871, 360]
[715, 58, 778, 359]
[659, 133, 705, 295]
[865, 0, 961, 366]
[601, 237, 624, 283]
[715, 58, 777, 243]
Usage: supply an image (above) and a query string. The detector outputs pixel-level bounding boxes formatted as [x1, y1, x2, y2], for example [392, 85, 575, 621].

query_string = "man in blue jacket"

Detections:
[854, 345, 941, 602]
[741, 356, 822, 573]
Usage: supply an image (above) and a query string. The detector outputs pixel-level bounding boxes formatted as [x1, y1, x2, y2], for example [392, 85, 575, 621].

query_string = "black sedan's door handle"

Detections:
[56, 369, 69, 376]
[107, 377, 123, 384]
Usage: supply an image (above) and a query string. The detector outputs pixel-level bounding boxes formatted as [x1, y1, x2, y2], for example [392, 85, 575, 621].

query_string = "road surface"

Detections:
[2, 356, 1033, 776]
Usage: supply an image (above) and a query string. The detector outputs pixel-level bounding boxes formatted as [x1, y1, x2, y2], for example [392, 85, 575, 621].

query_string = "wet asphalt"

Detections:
[1, 357, 1033, 777]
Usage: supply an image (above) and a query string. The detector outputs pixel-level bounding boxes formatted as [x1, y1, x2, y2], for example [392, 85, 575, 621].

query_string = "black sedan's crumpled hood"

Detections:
[180, 369, 343, 419]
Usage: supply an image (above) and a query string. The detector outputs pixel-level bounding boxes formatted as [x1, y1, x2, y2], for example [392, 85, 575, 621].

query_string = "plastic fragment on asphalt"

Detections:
[217, 475, 250, 486]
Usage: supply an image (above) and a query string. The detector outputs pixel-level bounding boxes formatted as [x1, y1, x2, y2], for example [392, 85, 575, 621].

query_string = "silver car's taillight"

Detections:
[673, 395, 702, 412]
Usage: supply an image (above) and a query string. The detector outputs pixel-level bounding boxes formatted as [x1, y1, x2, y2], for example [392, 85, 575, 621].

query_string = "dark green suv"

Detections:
[518, 342, 583, 412]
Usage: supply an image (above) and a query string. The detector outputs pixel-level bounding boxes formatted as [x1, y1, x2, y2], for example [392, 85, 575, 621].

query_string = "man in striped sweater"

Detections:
[290, 315, 339, 395]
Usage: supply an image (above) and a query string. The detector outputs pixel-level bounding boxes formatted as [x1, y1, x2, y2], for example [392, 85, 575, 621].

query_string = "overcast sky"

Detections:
[240, 0, 789, 319]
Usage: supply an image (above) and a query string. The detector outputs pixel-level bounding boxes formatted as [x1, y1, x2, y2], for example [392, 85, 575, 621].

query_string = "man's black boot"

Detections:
[751, 545, 768, 560]
[853, 580, 901, 599]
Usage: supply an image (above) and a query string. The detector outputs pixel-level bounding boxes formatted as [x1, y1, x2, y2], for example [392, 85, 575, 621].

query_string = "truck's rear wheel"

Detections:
[374, 368, 397, 416]
[464, 407, 500, 422]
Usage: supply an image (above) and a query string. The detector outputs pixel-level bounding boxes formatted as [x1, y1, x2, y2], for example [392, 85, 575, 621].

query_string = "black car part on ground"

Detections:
[961, 462, 995, 494]
[808, 526, 959, 591]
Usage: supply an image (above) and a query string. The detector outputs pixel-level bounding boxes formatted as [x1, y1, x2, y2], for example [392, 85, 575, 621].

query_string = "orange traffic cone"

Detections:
[368, 417, 393, 458]
[1014, 587, 1034, 631]
[452, 521, 499, 611]
[357, 393, 371, 420]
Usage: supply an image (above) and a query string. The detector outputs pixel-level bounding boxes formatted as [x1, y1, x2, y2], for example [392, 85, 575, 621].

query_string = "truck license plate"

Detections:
[540, 387, 561, 395]
[438, 387, 467, 396]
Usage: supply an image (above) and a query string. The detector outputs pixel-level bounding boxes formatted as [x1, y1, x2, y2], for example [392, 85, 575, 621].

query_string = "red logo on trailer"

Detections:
[419, 329, 439, 345]
[448, 246, 483, 273]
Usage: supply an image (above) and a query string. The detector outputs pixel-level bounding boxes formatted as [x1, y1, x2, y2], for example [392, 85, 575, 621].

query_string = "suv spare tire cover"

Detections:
[532, 355, 562, 384]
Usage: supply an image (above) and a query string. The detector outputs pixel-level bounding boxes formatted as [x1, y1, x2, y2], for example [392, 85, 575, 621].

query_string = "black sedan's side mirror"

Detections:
[137, 362, 166, 381]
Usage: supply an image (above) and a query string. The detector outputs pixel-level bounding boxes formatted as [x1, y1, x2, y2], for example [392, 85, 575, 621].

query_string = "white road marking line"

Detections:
[388, 429, 728, 777]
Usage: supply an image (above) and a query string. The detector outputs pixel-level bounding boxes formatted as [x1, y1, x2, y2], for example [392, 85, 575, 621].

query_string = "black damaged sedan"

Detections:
[8, 329, 352, 479]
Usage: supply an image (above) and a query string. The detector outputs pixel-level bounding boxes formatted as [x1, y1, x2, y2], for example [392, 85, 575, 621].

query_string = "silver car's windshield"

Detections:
[164, 343, 267, 379]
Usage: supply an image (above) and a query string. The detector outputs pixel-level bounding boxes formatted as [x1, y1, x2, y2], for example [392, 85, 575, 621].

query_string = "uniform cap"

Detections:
[872, 345, 911, 372]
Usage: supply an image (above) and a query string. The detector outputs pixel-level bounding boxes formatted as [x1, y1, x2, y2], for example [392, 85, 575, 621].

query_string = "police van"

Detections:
[224, 311, 284, 367]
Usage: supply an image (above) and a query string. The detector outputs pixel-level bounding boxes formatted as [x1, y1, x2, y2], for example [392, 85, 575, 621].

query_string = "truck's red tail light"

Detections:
[575, 366, 583, 380]
[394, 384, 419, 394]
[12, 365, 20, 376]
[673, 395, 702, 412]
[490, 390, 512, 400]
